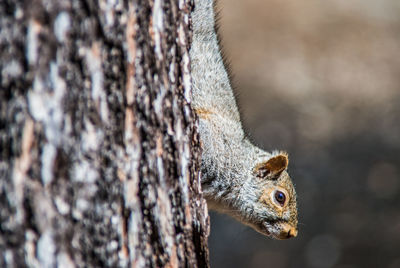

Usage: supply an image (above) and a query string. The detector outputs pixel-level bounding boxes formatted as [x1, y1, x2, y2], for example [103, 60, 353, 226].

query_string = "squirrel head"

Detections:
[247, 152, 298, 239]
[201, 150, 298, 239]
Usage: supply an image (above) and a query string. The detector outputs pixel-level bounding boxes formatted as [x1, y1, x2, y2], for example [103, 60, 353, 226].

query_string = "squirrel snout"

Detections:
[279, 223, 298, 239]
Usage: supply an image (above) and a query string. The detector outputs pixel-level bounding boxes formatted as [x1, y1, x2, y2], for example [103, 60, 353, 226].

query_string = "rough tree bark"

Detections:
[0, 0, 209, 267]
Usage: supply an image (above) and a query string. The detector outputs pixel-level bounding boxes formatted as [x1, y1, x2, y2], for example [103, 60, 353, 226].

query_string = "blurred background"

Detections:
[209, 0, 400, 267]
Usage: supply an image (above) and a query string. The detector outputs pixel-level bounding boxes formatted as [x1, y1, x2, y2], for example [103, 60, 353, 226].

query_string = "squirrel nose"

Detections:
[279, 223, 298, 239]
[287, 227, 298, 238]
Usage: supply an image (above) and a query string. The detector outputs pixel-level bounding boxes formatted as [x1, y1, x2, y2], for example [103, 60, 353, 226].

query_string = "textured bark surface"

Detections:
[0, 0, 209, 267]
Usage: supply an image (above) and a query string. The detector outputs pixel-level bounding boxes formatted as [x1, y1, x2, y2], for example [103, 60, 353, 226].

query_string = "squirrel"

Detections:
[189, 0, 298, 239]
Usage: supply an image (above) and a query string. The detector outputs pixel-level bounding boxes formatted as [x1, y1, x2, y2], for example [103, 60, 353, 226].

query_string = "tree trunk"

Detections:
[0, 0, 209, 267]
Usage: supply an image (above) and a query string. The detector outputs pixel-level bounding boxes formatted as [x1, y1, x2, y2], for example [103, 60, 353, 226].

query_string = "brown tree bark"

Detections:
[0, 0, 209, 267]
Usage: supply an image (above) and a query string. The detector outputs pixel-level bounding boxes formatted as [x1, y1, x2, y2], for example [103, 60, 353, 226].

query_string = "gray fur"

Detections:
[190, 0, 298, 239]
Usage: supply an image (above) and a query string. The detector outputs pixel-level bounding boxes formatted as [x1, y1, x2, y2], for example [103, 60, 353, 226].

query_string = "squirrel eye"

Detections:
[274, 190, 286, 206]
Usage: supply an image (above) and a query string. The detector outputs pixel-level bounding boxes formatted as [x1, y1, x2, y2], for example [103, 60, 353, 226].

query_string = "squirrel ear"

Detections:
[254, 153, 289, 178]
